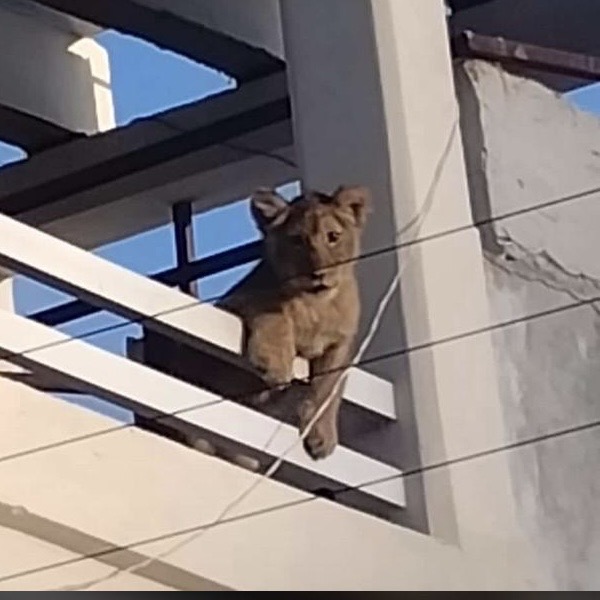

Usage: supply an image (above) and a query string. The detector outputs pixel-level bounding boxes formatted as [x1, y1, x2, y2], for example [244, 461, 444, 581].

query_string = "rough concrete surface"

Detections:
[457, 59, 600, 590]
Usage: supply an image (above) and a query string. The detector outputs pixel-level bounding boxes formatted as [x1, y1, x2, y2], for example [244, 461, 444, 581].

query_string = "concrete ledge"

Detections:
[0, 376, 477, 591]
[0, 310, 405, 507]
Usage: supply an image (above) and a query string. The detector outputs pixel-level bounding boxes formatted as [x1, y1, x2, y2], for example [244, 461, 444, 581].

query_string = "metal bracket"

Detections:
[171, 200, 199, 298]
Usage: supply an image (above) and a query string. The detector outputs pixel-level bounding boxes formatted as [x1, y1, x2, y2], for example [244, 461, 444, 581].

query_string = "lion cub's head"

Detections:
[250, 185, 371, 294]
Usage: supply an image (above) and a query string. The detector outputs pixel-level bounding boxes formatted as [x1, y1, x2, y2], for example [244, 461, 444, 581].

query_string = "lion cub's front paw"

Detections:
[247, 351, 291, 382]
[245, 355, 292, 405]
[298, 400, 338, 460]
[259, 366, 292, 390]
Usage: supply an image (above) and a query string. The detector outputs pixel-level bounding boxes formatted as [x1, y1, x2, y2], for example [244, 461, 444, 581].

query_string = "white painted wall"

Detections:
[456, 58, 600, 590]
[0, 375, 540, 590]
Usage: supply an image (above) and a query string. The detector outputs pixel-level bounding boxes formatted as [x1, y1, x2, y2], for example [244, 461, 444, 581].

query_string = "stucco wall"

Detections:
[456, 58, 600, 590]
[0, 0, 113, 135]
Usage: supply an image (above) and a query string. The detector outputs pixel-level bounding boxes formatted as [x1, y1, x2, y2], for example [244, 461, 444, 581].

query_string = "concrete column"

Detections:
[280, 0, 538, 574]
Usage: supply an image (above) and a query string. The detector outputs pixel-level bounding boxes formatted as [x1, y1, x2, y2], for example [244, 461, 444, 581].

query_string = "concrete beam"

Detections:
[0, 209, 400, 424]
[0, 105, 80, 154]
[0, 376, 485, 591]
[32, 0, 284, 82]
[0, 310, 405, 507]
[0, 74, 295, 249]
[0, 3, 113, 142]
[0, 210, 243, 363]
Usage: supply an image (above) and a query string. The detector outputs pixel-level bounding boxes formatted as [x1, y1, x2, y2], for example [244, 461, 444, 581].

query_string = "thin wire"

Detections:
[0, 399, 226, 467]
[11, 178, 600, 371]
[1, 124, 598, 474]
[4, 240, 600, 586]
[0, 103, 594, 587]
[0, 117, 458, 471]
[355, 184, 600, 270]
[2, 402, 599, 587]
[0, 124, 597, 585]
[18, 179, 600, 360]
[338, 411, 600, 496]
[5, 273, 600, 469]
[8, 127, 599, 399]
[56, 118, 459, 591]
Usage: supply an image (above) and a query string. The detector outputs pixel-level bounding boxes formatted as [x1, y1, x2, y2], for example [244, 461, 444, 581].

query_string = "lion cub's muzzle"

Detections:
[304, 269, 340, 293]
[309, 272, 329, 292]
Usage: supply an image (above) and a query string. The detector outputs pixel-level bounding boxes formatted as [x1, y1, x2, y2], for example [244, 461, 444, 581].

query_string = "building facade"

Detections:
[0, 0, 598, 590]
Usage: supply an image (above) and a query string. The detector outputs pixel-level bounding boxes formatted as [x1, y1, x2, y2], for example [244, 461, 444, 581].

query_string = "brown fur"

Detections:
[217, 185, 371, 459]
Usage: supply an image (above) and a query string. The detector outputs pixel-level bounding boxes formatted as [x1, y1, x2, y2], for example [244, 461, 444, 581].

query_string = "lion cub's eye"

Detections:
[327, 231, 341, 245]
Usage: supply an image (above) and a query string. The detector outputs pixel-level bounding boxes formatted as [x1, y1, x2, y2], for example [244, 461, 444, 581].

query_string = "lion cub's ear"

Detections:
[250, 188, 289, 233]
[332, 185, 372, 228]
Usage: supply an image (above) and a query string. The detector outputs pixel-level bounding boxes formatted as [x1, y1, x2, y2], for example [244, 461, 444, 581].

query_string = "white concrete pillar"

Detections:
[0, 1, 114, 135]
[280, 0, 539, 576]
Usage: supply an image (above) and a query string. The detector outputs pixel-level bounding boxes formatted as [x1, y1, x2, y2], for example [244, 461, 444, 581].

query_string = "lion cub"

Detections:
[218, 185, 371, 460]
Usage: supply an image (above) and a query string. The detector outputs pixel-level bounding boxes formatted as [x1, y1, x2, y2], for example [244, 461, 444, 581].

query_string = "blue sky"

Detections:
[0, 31, 598, 420]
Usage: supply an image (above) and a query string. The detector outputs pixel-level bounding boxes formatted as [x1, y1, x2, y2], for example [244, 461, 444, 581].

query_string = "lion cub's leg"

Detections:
[244, 312, 295, 404]
[299, 342, 351, 460]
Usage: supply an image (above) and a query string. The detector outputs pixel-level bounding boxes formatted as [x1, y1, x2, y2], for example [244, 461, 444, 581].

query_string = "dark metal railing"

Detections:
[29, 239, 262, 326]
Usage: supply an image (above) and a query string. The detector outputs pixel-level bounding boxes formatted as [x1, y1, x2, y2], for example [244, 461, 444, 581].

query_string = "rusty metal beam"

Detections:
[452, 31, 600, 81]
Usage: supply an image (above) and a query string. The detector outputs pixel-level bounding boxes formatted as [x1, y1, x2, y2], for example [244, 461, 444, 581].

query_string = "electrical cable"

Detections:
[0, 126, 599, 589]
[1, 406, 598, 587]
